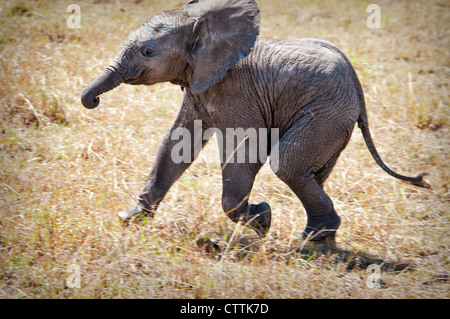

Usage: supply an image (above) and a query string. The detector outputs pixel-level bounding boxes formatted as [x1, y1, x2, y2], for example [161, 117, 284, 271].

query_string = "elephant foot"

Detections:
[245, 202, 272, 238]
[302, 211, 341, 241]
[118, 204, 154, 223]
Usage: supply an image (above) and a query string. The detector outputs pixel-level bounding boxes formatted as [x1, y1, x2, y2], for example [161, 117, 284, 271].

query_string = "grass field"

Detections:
[0, 0, 448, 299]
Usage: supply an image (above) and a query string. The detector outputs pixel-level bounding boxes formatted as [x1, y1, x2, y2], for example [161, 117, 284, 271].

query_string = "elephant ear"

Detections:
[184, 0, 260, 95]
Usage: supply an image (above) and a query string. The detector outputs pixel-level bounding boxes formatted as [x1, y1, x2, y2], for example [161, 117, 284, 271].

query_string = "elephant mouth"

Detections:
[124, 70, 149, 85]
[124, 78, 141, 85]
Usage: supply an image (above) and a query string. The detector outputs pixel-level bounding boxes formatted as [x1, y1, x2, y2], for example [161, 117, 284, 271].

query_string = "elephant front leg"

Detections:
[118, 153, 190, 222]
[221, 163, 271, 237]
[119, 104, 210, 222]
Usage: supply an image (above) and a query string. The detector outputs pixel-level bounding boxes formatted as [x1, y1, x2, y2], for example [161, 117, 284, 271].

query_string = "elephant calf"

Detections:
[81, 0, 429, 240]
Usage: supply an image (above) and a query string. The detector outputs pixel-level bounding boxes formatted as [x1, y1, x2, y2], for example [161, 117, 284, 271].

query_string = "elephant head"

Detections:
[81, 0, 260, 109]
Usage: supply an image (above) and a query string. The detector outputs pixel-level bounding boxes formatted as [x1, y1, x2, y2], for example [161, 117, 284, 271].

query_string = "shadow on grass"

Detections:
[196, 233, 412, 272]
[289, 237, 411, 272]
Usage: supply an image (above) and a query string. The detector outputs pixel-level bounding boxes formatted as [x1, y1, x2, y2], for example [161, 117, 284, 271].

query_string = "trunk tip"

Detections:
[81, 91, 100, 109]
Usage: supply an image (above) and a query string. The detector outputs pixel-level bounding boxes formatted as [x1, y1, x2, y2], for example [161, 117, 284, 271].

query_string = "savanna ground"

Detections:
[0, 0, 448, 299]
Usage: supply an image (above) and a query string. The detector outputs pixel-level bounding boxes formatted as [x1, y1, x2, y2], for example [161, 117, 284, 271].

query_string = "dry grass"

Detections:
[0, 0, 448, 299]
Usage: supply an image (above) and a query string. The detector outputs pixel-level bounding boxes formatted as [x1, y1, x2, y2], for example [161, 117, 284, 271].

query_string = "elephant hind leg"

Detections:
[314, 155, 339, 187]
[272, 114, 352, 240]
[284, 175, 341, 241]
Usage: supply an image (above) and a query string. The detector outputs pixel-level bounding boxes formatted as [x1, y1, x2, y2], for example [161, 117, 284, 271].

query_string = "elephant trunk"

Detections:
[81, 65, 124, 109]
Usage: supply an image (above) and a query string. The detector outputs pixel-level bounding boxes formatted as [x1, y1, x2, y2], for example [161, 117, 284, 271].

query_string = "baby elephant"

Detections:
[81, 0, 429, 240]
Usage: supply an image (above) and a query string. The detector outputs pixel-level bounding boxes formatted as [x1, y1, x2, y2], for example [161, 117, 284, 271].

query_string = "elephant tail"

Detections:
[357, 113, 430, 188]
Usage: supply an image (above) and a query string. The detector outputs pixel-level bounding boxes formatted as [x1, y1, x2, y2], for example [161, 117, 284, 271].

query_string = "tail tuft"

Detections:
[409, 173, 431, 188]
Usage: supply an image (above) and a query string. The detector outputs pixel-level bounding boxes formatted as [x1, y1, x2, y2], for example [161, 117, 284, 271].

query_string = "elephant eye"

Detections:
[142, 47, 153, 57]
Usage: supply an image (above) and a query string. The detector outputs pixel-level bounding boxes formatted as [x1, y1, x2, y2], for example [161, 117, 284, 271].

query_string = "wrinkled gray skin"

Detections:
[81, 0, 428, 240]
